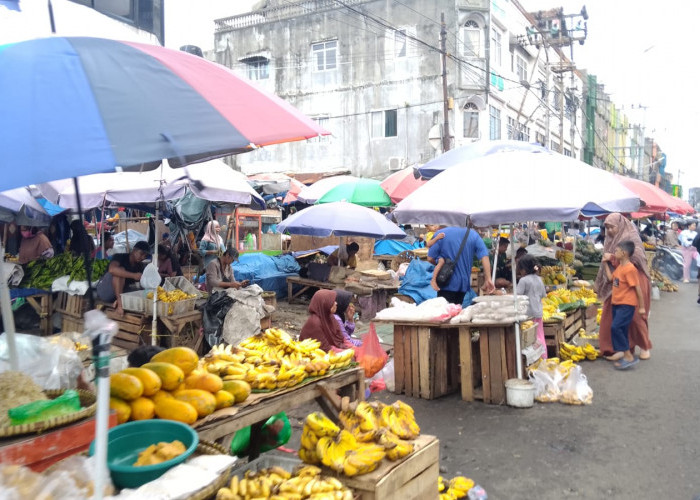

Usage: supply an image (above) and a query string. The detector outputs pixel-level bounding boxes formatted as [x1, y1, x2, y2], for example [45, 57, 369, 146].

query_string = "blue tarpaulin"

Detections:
[398, 259, 436, 304]
[233, 253, 300, 299]
[373, 239, 422, 256]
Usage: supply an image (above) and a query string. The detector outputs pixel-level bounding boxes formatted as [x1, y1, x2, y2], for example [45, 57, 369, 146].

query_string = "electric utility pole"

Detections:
[440, 13, 451, 152]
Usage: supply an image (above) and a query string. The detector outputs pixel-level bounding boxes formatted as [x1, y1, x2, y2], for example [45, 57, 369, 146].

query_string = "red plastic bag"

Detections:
[355, 323, 388, 378]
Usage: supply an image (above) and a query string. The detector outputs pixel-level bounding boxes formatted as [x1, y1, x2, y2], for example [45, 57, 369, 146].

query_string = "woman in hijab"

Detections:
[299, 290, 346, 351]
[199, 221, 225, 268]
[594, 213, 652, 360]
[334, 290, 362, 348]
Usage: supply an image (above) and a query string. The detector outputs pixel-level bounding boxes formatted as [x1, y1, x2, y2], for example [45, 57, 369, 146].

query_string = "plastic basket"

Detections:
[163, 276, 202, 298]
[120, 290, 148, 314]
[156, 297, 197, 317]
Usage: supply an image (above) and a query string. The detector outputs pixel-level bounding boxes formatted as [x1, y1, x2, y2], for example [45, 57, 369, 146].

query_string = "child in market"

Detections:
[602, 240, 646, 370]
[516, 255, 547, 359]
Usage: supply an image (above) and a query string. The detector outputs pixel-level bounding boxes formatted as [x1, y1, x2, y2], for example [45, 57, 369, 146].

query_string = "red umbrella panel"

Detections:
[380, 167, 427, 204]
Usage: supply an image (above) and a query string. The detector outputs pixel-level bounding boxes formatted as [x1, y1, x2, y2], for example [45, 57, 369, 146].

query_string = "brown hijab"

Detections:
[299, 289, 346, 351]
[594, 213, 650, 302]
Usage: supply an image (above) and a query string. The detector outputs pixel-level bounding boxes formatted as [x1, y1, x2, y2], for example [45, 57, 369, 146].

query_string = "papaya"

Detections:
[214, 390, 234, 410]
[129, 397, 156, 421]
[110, 397, 131, 424]
[150, 390, 174, 405]
[221, 380, 251, 404]
[110, 373, 144, 401]
[154, 398, 198, 425]
[141, 362, 185, 391]
[174, 389, 217, 418]
[185, 372, 223, 393]
[150, 347, 199, 375]
[121, 367, 162, 396]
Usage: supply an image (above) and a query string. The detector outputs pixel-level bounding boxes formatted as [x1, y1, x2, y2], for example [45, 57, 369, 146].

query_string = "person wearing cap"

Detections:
[205, 246, 249, 293]
[95, 240, 150, 316]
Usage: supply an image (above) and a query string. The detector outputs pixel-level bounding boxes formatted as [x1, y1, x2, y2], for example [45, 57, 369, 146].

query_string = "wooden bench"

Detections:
[286, 276, 337, 303]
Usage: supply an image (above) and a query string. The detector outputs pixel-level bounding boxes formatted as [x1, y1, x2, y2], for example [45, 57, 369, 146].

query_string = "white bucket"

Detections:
[505, 378, 535, 408]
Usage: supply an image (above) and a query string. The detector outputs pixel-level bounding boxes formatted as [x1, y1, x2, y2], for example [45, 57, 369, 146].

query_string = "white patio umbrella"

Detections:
[295, 175, 361, 204]
[0, 187, 52, 226]
[393, 149, 641, 379]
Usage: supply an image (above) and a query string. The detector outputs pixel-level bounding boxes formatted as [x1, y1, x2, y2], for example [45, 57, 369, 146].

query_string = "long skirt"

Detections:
[599, 269, 652, 355]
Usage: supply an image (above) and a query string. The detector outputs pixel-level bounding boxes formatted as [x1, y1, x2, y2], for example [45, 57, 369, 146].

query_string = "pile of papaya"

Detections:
[109, 347, 251, 425]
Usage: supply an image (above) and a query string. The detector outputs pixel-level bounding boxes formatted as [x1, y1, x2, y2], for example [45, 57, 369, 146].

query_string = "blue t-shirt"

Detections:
[428, 227, 489, 292]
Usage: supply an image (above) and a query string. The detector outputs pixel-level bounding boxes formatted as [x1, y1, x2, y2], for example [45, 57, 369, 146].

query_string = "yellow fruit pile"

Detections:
[147, 286, 197, 303]
[559, 342, 598, 361]
[596, 307, 602, 325]
[109, 347, 250, 425]
[438, 475, 475, 499]
[520, 320, 535, 331]
[570, 287, 598, 305]
[541, 265, 575, 286]
[216, 465, 353, 500]
[556, 249, 574, 264]
[299, 401, 420, 476]
[578, 328, 599, 340]
[201, 330, 354, 391]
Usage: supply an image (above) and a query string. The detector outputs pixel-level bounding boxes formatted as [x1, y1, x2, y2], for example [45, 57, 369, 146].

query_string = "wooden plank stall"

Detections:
[581, 303, 600, 334]
[24, 292, 53, 335]
[563, 309, 583, 341]
[543, 321, 565, 358]
[336, 434, 439, 500]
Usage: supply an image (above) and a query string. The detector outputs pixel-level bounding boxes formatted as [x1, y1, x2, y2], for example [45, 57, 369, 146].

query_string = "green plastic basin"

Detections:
[90, 419, 198, 489]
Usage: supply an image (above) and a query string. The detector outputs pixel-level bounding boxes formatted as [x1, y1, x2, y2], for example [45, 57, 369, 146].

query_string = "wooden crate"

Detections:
[104, 308, 152, 351]
[476, 325, 518, 405]
[338, 434, 439, 500]
[392, 324, 460, 400]
[54, 292, 88, 317]
[543, 321, 565, 358]
[61, 314, 84, 333]
[581, 304, 600, 333]
[22, 293, 53, 335]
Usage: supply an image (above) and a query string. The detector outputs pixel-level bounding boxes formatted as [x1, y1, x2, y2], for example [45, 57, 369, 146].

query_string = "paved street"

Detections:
[282, 282, 700, 499]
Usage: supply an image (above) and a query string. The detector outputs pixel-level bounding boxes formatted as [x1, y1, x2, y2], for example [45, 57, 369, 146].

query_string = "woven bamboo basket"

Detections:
[0, 389, 97, 438]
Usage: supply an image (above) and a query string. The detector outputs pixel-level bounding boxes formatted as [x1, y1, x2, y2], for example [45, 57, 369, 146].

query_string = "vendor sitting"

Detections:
[157, 244, 177, 280]
[334, 290, 362, 348]
[299, 289, 347, 351]
[95, 240, 150, 316]
[494, 237, 512, 287]
[205, 246, 249, 293]
[327, 242, 359, 269]
[18, 226, 54, 265]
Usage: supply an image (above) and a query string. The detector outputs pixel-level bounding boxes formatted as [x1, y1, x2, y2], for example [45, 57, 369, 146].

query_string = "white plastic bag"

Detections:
[559, 365, 593, 405]
[140, 262, 161, 290]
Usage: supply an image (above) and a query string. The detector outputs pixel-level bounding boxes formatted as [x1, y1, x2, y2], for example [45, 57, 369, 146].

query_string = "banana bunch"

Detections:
[650, 268, 679, 292]
[578, 328, 599, 340]
[570, 287, 598, 305]
[201, 330, 354, 391]
[560, 342, 593, 362]
[146, 286, 196, 303]
[520, 320, 535, 331]
[22, 253, 110, 289]
[216, 464, 353, 500]
[438, 475, 475, 499]
[378, 401, 420, 440]
[299, 412, 386, 477]
[556, 249, 574, 264]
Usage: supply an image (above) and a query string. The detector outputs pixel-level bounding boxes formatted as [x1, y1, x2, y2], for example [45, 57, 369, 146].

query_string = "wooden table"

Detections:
[375, 319, 522, 405]
[286, 276, 338, 303]
[193, 367, 365, 456]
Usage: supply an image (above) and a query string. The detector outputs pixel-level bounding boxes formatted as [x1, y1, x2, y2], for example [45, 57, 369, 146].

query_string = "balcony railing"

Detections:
[215, 0, 370, 32]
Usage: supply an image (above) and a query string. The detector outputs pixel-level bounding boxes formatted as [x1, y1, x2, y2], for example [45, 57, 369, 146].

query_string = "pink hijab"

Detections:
[201, 221, 223, 245]
[299, 290, 345, 351]
[594, 213, 650, 302]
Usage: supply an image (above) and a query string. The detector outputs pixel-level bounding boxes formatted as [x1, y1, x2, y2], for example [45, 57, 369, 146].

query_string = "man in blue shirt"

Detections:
[428, 226, 495, 305]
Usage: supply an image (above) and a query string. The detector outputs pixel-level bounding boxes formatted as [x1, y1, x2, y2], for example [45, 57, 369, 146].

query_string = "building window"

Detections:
[463, 103, 479, 138]
[312, 40, 337, 71]
[515, 54, 527, 82]
[491, 29, 502, 67]
[463, 19, 481, 57]
[564, 148, 572, 157]
[507, 117, 530, 141]
[395, 29, 407, 58]
[536, 132, 546, 146]
[489, 105, 501, 140]
[311, 117, 330, 143]
[551, 140, 560, 151]
[372, 109, 398, 138]
[244, 57, 269, 81]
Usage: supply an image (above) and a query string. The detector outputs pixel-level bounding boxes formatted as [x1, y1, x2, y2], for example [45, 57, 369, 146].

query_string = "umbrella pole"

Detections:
[151, 205, 159, 346]
[491, 225, 499, 285]
[510, 223, 523, 379]
[0, 240, 19, 370]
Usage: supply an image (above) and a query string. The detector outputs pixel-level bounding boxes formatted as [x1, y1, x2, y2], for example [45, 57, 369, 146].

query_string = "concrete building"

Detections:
[213, 0, 585, 177]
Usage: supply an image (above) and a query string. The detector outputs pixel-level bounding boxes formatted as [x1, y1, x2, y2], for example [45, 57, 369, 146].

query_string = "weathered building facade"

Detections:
[214, 0, 586, 178]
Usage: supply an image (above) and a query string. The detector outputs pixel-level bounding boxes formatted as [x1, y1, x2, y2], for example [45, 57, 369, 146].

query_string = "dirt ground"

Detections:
[268, 285, 700, 500]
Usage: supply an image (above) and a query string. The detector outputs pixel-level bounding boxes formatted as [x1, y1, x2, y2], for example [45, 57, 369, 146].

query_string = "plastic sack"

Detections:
[355, 323, 388, 378]
[559, 365, 593, 405]
[9, 389, 81, 425]
[0, 333, 82, 390]
[230, 412, 292, 457]
[140, 262, 161, 290]
[528, 363, 560, 403]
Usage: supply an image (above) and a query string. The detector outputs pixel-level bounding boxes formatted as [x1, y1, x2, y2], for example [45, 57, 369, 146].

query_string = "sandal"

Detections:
[639, 350, 651, 360]
[614, 357, 639, 370]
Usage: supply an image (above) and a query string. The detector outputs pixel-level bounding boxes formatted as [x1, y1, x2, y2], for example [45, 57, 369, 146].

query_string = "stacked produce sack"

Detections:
[298, 401, 420, 476]
[202, 329, 354, 391]
[109, 347, 251, 425]
[216, 464, 353, 500]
